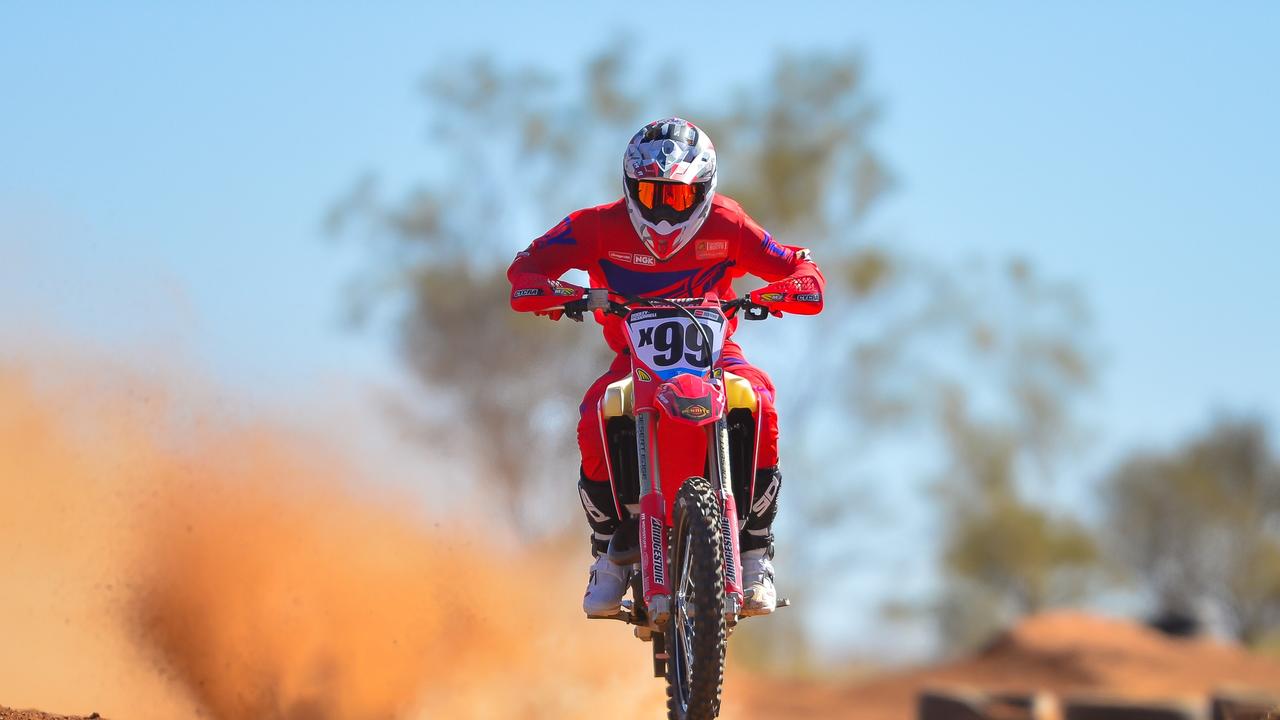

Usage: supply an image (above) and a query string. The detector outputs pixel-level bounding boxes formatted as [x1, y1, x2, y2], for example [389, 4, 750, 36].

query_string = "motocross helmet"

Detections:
[623, 117, 717, 261]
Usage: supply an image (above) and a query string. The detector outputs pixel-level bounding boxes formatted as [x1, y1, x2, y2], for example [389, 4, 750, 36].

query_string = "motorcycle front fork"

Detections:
[635, 410, 744, 627]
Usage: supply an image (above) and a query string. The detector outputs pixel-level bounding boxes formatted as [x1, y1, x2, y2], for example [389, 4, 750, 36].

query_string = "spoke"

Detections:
[681, 539, 693, 593]
[674, 521, 695, 709]
[682, 528, 695, 697]
[683, 611, 695, 680]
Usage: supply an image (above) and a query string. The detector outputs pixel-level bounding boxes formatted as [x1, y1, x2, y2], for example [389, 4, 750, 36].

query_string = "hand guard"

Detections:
[509, 272, 585, 315]
[749, 275, 824, 316]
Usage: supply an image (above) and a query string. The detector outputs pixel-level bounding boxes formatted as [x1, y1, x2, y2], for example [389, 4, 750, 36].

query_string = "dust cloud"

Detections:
[0, 357, 670, 719]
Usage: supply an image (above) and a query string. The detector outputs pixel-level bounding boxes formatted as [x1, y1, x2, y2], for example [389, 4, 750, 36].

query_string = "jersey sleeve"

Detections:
[734, 212, 825, 315]
[507, 211, 594, 312]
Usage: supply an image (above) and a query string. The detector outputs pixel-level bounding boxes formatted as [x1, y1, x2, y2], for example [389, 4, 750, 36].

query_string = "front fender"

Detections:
[654, 374, 725, 426]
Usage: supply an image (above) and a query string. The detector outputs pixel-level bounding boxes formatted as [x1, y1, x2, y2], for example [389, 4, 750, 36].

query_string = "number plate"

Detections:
[626, 307, 726, 379]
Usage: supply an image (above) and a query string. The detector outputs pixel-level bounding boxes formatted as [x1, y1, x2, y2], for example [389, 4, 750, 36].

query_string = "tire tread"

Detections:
[665, 476, 726, 720]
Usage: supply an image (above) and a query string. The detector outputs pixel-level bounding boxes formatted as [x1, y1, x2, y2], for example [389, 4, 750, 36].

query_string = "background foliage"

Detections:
[330, 45, 1280, 658]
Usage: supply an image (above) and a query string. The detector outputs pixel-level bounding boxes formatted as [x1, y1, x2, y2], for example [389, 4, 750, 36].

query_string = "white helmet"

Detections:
[622, 117, 717, 261]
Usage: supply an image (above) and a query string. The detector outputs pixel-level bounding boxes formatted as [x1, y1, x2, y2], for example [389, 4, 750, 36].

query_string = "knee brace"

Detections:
[578, 469, 621, 556]
[740, 465, 781, 554]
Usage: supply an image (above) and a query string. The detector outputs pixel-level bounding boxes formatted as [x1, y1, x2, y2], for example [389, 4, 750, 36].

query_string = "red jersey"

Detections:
[508, 194, 825, 354]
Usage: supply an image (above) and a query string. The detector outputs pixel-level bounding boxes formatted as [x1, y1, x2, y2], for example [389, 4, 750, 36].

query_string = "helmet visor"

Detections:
[637, 180, 697, 211]
[627, 178, 707, 224]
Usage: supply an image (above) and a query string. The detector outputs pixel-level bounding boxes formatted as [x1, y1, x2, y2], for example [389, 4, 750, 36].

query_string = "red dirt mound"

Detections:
[742, 611, 1280, 719]
[0, 710, 102, 720]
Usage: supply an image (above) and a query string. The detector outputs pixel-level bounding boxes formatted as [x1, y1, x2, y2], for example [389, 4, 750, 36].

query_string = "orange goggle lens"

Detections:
[636, 180, 696, 212]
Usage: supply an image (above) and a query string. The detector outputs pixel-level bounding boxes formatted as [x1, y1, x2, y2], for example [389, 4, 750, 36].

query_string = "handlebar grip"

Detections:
[721, 297, 771, 320]
[561, 299, 588, 322]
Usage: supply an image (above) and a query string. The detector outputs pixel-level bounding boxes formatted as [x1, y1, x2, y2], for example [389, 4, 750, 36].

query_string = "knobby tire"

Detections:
[665, 476, 727, 720]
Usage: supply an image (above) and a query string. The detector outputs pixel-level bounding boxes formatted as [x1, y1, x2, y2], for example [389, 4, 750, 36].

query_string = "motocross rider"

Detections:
[507, 117, 825, 617]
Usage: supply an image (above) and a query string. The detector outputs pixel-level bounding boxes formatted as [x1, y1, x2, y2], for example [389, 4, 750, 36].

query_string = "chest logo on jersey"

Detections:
[695, 239, 729, 260]
[609, 250, 657, 266]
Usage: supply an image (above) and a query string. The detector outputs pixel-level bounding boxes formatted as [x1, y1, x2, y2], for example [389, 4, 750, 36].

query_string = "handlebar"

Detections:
[558, 292, 771, 322]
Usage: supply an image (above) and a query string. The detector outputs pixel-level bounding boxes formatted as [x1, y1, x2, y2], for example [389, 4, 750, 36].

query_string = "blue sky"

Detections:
[3, 2, 1278, 656]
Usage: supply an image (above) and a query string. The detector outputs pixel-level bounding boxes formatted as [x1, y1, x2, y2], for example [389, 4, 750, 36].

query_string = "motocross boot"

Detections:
[740, 547, 777, 616]
[579, 472, 629, 616]
[740, 466, 782, 616]
[584, 553, 632, 617]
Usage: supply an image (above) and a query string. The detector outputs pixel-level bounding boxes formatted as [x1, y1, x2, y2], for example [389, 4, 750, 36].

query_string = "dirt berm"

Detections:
[741, 611, 1280, 719]
[0, 711, 103, 720]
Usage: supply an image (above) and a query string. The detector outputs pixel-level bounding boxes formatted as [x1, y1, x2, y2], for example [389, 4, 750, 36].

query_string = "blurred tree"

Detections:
[856, 256, 1101, 652]
[328, 52, 686, 532]
[936, 402, 1098, 649]
[1100, 417, 1280, 644]
[328, 48, 892, 539]
[331, 45, 1103, 662]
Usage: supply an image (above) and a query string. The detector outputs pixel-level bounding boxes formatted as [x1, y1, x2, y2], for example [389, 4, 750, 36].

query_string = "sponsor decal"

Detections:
[758, 292, 785, 303]
[717, 430, 732, 484]
[797, 292, 821, 302]
[580, 488, 612, 524]
[552, 284, 577, 297]
[720, 510, 737, 585]
[650, 516, 665, 586]
[751, 473, 781, 516]
[695, 239, 729, 260]
[609, 250, 657, 266]
[636, 415, 650, 491]
[682, 403, 710, 420]
[513, 288, 541, 298]
[635, 368, 653, 383]
[630, 310, 658, 322]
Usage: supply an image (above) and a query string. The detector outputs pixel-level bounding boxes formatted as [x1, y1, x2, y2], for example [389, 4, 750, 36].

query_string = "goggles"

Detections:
[635, 180, 698, 212]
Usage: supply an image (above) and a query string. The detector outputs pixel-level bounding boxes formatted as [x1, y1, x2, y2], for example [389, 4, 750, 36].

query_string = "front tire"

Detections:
[665, 476, 726, 720]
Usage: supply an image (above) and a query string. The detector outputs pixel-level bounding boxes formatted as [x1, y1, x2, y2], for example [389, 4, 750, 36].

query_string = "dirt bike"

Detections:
[558, 289, 791, 720]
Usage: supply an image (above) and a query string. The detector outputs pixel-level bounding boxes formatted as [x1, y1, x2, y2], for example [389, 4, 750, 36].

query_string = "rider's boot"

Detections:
[740, 465, 782, 616]
[579, 471, 629, 616]
[741, 548, 777, 616]
[585, 553, 631, 617]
